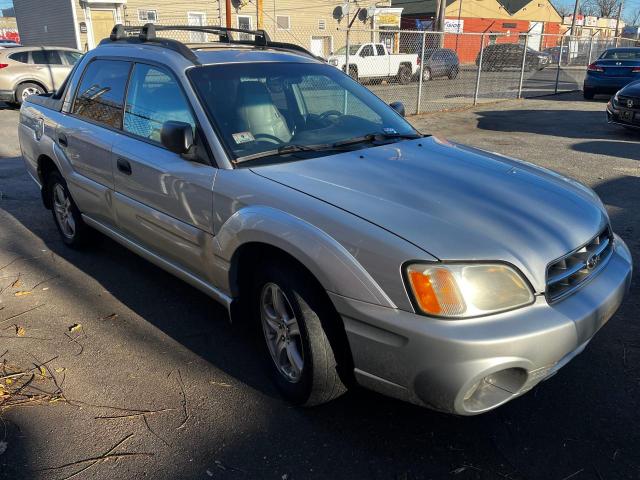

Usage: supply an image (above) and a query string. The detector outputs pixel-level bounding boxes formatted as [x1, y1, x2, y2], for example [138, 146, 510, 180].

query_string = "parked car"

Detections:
[20, 24, 632, 415]
[606, 81, 640, 129]
[543, 45, 589, 65]
[476, 43, 551, 71]
[584, 48, 640, 99]
[419, 48, 460, 81]
[328, 42, 419, 84]
[0, 46, 82, 106]
[0, 39, 21, 48]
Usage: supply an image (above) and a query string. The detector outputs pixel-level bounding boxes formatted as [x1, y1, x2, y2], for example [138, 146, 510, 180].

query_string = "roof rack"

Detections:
[102, 23, 318, 63]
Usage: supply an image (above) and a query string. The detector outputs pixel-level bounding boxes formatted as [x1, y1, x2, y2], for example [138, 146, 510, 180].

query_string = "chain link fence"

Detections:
[115, 20, 640, 115]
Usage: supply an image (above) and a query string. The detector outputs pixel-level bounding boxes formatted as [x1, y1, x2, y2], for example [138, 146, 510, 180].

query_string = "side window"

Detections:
[360, 45, 374, 57]
[9, 51, 30, 64]
[375, 44, 385, 56]
[61, 51, 83, 65]
[72, 59, 131, 129]
[32, 50, 63, 65]
[124, 64, 196, 144]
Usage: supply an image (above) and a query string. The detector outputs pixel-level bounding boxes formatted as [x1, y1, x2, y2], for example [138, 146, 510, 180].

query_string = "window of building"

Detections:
[276, 15, 290, 30]
[238, 16, 252, 40]
[124, 64, 196, 144]
[73, 60, 131, 129]
[318, 19, 326, 30]
[138, 9, 158, 22]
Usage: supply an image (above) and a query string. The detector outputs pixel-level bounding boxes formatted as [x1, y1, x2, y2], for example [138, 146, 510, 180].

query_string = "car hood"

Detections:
[620, 80, 640, 96]
[251, 137, 608, 292]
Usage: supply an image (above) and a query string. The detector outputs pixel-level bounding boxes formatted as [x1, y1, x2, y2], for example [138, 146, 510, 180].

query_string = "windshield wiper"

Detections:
[233, 132, 423, 164]
[332, 131, 423, 148]
[234, 143, 344, 164]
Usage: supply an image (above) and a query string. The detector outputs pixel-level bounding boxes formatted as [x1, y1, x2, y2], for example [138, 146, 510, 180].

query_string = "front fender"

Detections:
[213, 205, 396, 308]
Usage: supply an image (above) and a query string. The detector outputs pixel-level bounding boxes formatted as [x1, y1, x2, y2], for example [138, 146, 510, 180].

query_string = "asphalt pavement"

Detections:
[0, 93, 639, 480]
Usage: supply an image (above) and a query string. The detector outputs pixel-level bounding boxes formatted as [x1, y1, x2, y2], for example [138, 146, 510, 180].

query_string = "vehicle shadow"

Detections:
[1, 159, 639, 479]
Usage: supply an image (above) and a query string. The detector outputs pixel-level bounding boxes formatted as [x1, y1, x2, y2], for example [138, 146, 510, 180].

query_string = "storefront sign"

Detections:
[444, 19, 464, 33]
[377, 12, 401, 28]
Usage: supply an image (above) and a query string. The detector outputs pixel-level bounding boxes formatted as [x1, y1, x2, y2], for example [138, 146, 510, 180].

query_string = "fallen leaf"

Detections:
[5, 378, 12, 385]
[14, 291, 32, 297]
[54, 367, 66, 373]
[42, 287, 49, 291]
[68, 323, 82, 333]
[0, 441, 7, 455]
[15, 326, 26, 337]
[39, 366, 47, 377]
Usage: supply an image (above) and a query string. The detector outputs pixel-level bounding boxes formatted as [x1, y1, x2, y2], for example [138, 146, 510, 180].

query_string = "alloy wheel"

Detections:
[260, 282, 304, 383]
[52, 184, 76, 239]
[21, 86, 42, 101]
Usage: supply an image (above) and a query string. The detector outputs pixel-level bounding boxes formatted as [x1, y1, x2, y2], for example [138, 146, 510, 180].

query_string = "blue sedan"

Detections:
[583, 48, 640, 99]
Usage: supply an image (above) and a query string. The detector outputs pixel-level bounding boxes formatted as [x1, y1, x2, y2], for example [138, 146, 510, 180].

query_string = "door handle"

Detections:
[58, 132, 68, 147]
[117, 158, 132, 175]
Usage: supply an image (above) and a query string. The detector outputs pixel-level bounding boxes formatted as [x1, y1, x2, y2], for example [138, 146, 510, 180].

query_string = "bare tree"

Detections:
[580, 0, 620, 18]
[626, 7, 640, 25]
[552, 0, 575, 16]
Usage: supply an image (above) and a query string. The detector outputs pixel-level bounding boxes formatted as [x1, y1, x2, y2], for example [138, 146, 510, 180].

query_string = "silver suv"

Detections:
[19, 24, 632, 415]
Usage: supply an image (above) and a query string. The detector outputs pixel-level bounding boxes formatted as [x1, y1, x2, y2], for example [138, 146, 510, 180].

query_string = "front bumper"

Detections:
[607, 102, 640, 129]
[331, 235, 633, 415]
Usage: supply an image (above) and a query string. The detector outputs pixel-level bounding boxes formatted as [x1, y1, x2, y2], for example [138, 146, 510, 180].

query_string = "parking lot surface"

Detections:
[0, 93, 639, 480]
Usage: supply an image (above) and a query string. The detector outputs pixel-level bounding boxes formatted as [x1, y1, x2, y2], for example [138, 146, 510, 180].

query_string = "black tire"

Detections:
[251, 261, 347, 406]
[448, 66, 459, 80]
[583, 89, 595, 100]
[46, 171, 90, 247]
[398, 65, 412, 85]
[422, 67, 432, 82]
[15, 82, 45, 105]
[348, 65, 359, 82]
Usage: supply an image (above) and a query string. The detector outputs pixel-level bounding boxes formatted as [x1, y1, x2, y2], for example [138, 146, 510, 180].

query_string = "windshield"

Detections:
[601, 49, 640, 60]
[188, 62, 418, 165]
[335, 45, 361, 55]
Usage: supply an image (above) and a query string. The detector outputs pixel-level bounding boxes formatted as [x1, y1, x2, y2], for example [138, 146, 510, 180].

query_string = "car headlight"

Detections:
[613, 91, 620, 105]
[405, 263, 534, 318]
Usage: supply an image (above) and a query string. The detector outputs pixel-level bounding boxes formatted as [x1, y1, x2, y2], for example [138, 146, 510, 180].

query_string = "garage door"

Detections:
[91, 10, 115, 47]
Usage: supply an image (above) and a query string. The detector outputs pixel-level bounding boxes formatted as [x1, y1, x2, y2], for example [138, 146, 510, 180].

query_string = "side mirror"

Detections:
[390, 101, 405, 117]
[161, 121, 194, 155]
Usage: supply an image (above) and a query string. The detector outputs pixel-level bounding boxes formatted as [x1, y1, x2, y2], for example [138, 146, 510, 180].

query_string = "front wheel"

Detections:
[448, 66, 459, 80]
[422, 67, 432, 82]
[252, 262, 347, 406]
[398, 65, 412, 84]
[47, 171, 90, 247]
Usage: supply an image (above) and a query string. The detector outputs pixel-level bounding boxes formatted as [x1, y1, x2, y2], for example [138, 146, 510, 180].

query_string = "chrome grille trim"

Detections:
[545, 226, 614, 303]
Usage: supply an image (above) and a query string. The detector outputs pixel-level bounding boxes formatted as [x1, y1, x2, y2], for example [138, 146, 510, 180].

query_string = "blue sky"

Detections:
[0, 0, 12, 9]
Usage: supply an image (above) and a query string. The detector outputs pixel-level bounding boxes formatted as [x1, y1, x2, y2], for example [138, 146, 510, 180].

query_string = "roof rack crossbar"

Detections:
[104, 23, 317, 62]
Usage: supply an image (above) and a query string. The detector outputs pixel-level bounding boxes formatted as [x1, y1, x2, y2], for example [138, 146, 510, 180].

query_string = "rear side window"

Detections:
[32, 50, 63, 65]
[123, 64, 196, 143]
[73, 59, 131, 129]
[375, 45, 385, 56]
[9, 52, 30, 64]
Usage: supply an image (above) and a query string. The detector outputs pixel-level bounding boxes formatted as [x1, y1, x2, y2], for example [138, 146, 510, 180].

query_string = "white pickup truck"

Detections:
[327, 43, 419, 84]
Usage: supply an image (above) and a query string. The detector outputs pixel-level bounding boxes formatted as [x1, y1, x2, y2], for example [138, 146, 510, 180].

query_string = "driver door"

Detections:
[112, 62, 217, 281]
[359, 44, 377, 78]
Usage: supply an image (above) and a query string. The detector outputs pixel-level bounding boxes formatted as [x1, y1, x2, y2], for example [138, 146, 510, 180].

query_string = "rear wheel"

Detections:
[583, 89, 595, 100]
[15, 82, 45, 105]
[252, 261, 347, 406]
[422, 67, 432, 82]
[448, 66, 459, 80]
[47, 171, 90, 247]
[398, 65, 412, 85]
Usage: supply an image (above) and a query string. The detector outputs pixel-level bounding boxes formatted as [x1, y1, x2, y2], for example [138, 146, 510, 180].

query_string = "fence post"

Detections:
[474, 33, 485, 105]
[518, 33, 529, 99]
[345, 28, 351, 80]
[554, 35, 565, 94]
[587, 34, 594, 65]
[416, 30, 427, 115]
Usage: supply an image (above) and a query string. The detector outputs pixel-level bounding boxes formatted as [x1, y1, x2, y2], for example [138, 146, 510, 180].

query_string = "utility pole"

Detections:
[615, 0, 624, 37]
[570, 0, 580, 35]
[226, 0, 232, 28]
[257, 0, 264, 29]
[437, 0, 447, 32]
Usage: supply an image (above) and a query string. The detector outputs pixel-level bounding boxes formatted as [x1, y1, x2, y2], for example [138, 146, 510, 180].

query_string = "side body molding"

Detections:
[213, 206, 397, 309]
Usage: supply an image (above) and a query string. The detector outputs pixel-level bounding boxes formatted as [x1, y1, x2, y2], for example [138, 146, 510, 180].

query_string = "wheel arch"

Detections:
[216, 206, 395, 309]
[14, 79, 48, 100]
[37, 154, 60, 209]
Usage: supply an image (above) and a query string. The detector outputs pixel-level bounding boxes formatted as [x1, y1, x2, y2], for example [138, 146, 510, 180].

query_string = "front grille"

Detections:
[617, 95, 640, 111]
[546, 226, 614, 303]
